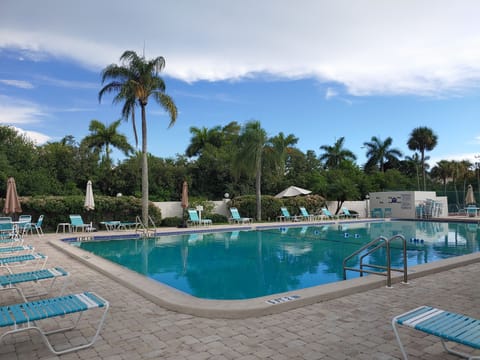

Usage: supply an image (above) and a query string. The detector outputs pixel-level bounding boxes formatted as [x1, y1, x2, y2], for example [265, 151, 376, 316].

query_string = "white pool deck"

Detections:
[1, 217, 479, 359]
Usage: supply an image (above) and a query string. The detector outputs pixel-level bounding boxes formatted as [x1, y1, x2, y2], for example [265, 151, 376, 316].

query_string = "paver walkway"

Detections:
[0, 231, 479, 360]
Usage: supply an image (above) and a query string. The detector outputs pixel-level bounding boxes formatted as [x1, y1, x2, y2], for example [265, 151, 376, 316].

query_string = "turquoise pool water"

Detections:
[76, 220, 480, 300]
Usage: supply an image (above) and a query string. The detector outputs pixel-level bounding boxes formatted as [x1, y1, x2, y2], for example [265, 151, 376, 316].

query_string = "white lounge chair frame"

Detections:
[0, 291, 109, 355]
[393, 306, 480, 359]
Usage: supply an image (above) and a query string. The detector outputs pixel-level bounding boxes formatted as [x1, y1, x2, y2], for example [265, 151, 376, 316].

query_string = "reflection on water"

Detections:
[79, 221, 479, 300]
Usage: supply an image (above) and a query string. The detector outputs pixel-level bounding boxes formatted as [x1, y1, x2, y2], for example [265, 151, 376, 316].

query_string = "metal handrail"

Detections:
[343, 235, 407, 287]
[135, 216, 156, 237]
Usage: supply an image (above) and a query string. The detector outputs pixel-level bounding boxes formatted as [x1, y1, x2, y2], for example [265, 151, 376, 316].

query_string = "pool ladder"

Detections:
[135, 215, 156, 238]
[342, 234, 408, 288]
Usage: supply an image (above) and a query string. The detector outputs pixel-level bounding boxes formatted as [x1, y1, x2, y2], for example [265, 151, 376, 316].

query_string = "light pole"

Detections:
[475, 155, 480, 197]
[365, 194, 370, 218]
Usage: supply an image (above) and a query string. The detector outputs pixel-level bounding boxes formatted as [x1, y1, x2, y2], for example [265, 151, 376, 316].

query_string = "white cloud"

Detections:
[12, 126, 51, 144]
[325, 88, 338, 100]
[1, 0, 480, 97]
[0, 95, 46, 124]
[34, 75, 97, 89]
[0, 79, 34, 89]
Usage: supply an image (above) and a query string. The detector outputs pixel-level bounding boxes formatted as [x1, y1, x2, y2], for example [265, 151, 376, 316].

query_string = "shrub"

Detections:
[19, 195, 161, 232]
[210, 213, 228, 224]
[161, 216, 182, 227]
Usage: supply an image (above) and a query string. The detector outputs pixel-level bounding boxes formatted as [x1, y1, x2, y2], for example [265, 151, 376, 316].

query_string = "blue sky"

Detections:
[1, 0, 480, 167]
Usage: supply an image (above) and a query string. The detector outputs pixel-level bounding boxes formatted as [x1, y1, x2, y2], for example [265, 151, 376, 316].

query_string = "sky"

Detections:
[1, 0, 480, 167]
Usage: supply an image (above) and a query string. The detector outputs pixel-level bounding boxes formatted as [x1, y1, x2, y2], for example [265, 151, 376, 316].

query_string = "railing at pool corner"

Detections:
[135, 215, 157, 238]
[343, 234, 408, 288]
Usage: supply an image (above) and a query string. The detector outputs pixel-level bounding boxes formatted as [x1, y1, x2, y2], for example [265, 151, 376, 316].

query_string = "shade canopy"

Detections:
[466, 184, 476, 205]
[181, 181, 189, 209]
[3, 177, 22, 215]
[84, 180, 95, 211]
[275, 186, 312, 198]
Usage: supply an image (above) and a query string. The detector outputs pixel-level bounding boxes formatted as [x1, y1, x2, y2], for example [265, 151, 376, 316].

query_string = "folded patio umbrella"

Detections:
[3, 177, 22, 215]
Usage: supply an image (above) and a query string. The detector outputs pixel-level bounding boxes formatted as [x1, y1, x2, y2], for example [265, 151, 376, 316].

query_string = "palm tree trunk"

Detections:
[141, 104, 149, 225]
[256, 157, 262, 221]
[421, 151, 426, 190]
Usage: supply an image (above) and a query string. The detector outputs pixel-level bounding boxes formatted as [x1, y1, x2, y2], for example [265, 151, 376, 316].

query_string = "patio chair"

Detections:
[0, 291, 109, 355]
[229, 207, 252, 224]
[0, 217, 17, 241]
[371, 208, 384, 218]
[187, 209, 212, 227]
[0, 267, 69, 301]
[23, 215, 44, 236]
[299, 207, 323, 221]
[341, 207, 359, 219]
[278, 207, 300, 222]
[17, 215, 32, 234]
[321, 208, 344, 220]
[392, 305, 480, 359]
[69, 215, 95, 232]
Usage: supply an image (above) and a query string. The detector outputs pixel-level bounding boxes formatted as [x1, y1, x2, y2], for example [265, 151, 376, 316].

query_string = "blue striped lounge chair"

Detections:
[321, 208, 344, 219]
[187, 209, 212, 227]
[0, 291, 109, 355]
[229, 208, 252, 224]
[299, 207, 323, 221]
[69, 215, 95, 232]
[341, 207, 359, 219]
[278, 207, 300, 222]
[392, 306, 480, 359]
[0, 267, 69, 301]
[0, 253, 48, 274]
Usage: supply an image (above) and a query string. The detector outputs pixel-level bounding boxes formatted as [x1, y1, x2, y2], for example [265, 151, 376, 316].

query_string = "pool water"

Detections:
[77, 221, 480, 300]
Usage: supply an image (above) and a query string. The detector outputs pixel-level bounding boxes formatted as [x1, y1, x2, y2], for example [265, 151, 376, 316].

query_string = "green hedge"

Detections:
[14, 195, 161, 232]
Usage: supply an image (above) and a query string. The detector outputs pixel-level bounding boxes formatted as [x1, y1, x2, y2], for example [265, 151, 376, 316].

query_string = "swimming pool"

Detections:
[75, 220, 480, 300]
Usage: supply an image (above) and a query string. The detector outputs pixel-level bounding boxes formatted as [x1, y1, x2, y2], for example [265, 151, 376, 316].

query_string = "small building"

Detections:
[368, 191, 448, 219]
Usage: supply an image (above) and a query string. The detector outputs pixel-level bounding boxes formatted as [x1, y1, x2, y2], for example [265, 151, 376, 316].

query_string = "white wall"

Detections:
[155, 194, 449, 220]
[368, 191, 448, 218]
[154, 200, 230, 218]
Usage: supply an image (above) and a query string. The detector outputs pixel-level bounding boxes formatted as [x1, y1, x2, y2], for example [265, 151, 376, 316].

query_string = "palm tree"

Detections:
[99, 50, 177, 224]
[403, 153, 422, 190]
[407, 127, 438, 190]
[430, 160, 453, 195]
[319, 137, 356, 169]
[363, 136, 402, 172]
[186, 125, 222, 157]
[233, 121, 268, 221]
[83, 119, 133, 165]
[265, 132, 299, 177]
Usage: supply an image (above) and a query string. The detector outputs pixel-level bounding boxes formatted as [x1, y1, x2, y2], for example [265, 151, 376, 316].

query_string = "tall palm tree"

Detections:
[407, 126, 438, 190]
[233, 121, 268, 221]
[83, 119, 133, 164]
[363, 136, 402, 172]
[99, 50, 178, 224]
[319, 137, 356, 169]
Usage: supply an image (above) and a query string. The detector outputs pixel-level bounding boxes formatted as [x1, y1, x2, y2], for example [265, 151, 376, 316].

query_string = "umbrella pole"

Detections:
[180, 208, 187, 228]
